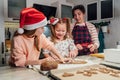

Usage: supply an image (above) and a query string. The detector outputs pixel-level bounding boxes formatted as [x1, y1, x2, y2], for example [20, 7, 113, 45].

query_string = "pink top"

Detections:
[10, 34, 54, 66]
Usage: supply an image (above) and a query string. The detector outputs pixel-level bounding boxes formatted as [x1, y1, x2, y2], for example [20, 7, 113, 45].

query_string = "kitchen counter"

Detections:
[1, 55, 119, 80]
[0, 55, 103, 80]
[0, 66, 50, 80]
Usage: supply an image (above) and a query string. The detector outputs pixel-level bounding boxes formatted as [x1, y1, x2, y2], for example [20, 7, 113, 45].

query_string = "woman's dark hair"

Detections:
[72, 5, 85, 17]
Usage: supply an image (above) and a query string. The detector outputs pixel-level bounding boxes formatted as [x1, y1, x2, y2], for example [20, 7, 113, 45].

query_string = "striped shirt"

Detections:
[73, 22, 99, 48]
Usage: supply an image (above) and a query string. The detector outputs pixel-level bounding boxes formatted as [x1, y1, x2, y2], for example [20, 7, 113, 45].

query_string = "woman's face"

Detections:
[55, 23, 67, 40]
[35, 27, 44, 36]
[73, 9, 85, 23]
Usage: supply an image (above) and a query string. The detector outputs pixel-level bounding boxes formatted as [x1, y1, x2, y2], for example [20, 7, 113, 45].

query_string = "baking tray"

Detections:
[101, 61, 120, 69]
[50, 64, 120, 80]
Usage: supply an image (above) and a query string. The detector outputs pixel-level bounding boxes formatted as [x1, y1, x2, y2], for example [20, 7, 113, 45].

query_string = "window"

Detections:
[101, 0, 114, 19]
[87, 2, 97, 21]
[61, 5, 72, 19]
[33, 4, 57, 20]
[8, 0, 26, 20]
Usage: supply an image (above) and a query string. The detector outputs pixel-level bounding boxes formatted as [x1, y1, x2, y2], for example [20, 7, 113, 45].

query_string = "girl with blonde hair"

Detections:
[43, 17, 78, 59]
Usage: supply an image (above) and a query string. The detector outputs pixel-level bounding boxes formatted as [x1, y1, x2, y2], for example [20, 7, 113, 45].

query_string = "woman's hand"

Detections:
[87, 44, 96, 52]
[76, 44, 83, 50]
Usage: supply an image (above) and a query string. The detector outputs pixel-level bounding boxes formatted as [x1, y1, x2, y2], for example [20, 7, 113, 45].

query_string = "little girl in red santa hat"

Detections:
[9, 8, 66, 67]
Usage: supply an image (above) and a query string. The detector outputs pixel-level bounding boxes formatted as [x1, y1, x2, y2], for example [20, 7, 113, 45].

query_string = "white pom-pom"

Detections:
[47, 20, 50, 24]
[17, 28, 24, 34]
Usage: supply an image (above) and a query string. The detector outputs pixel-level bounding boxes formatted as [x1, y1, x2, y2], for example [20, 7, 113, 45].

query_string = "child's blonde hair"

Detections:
[50, 18, 72, 43]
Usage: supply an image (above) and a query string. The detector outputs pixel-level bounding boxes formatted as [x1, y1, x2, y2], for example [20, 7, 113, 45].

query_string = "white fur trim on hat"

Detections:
[48, 18, 59, 25]
[24, 18, 47, 30]
[52, 18, 59, 25]
[47, 20, 51, 24]
[18, 28, 24, 34]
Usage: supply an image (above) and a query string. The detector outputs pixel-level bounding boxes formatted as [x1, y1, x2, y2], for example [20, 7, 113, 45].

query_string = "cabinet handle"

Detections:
[2, 57, 5, 64]
[1, 42, 4, 54]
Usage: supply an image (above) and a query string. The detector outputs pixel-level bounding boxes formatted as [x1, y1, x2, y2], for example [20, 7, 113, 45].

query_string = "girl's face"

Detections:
[55, 23, 67, 40]
[73, 9, 85, 23]
[35, 27, 44, 36]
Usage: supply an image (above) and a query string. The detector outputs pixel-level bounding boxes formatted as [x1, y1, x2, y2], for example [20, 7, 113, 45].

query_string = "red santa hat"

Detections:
[48, 18, 59, 25]
[18, 8, 47, 34]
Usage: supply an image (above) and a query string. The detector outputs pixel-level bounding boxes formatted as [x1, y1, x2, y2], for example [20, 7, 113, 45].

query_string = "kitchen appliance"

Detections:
[117, 41, 120, 49]
[104, 49, 120, 64]
[117, 45, 120, 49]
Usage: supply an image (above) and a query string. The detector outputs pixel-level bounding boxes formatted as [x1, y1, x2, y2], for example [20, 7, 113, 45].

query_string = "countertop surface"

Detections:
[0, 66, 50, 80]
[0, 55, 102, 80]
[1, 55, 119, 80]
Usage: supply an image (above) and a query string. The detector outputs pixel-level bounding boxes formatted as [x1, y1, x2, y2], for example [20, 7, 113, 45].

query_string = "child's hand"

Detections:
[57, 56, 65, 63]
[76, 44, 83, 50]
[68, 51, 77, 58]
[57, 57, 73, 64]
[45, 56, 55, 61]
[64, 58, 73, 63]
[87, 44, 96, 52]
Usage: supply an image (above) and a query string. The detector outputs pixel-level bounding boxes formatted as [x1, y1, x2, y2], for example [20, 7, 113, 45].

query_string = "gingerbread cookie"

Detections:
[62, 72, 74, 77]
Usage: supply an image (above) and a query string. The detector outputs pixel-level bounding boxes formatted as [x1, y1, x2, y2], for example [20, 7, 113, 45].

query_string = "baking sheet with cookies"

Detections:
[51, 64, 120, 80]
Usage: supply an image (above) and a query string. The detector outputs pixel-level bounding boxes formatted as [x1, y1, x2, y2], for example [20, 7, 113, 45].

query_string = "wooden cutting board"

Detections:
[51, 64, 120, 80]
